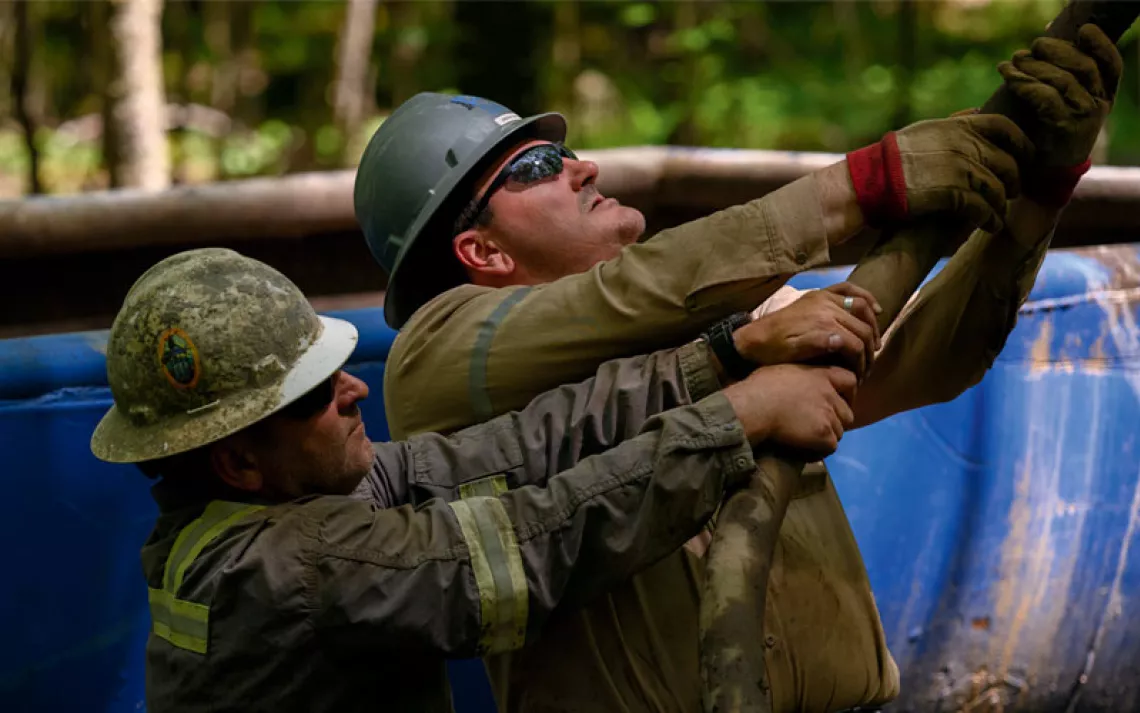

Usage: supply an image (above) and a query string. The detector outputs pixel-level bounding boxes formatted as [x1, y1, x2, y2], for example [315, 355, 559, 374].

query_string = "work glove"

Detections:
[846, 113, 1033, 234]
[997, 23, 1123, 206]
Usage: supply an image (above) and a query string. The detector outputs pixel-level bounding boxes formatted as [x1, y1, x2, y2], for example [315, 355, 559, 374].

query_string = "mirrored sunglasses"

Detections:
[454, 143, 577, 234]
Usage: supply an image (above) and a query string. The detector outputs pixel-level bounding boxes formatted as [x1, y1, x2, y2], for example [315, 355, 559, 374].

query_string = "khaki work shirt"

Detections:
[383, 177, 1051, 713]
[141, 350, 754, 713]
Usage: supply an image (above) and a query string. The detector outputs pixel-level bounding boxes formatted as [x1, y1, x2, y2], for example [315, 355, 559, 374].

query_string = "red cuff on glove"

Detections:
[846, 132, 909, 229]
[1021, 160, 1091, 208]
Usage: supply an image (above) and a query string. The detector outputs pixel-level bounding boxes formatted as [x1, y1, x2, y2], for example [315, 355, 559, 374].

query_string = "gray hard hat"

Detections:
[90, 248, 359, 463]
[354, 92, 566, 328]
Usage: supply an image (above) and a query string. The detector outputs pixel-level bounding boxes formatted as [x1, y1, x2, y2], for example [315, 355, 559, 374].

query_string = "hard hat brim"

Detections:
[90, 315, 359, 464]
[381, 111, 567, 329]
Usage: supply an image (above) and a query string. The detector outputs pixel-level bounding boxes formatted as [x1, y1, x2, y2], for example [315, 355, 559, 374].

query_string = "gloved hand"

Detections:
[998, 23, 1123, 205]
[847, 114, 1034, 234]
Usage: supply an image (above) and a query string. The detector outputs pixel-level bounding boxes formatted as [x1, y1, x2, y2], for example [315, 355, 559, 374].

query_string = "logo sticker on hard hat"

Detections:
[450, 95, 516, 121]
[157, 327, 201, 389]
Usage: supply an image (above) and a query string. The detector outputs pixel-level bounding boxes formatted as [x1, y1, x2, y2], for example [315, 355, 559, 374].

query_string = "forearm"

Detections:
[815, 160, 868, 247]
[505, 341, 723, 480]
[853, 196, 1057, 427]
[386, 341, 721, 504]
[310, 393, 755, 657]
[512, 392, 754, 634]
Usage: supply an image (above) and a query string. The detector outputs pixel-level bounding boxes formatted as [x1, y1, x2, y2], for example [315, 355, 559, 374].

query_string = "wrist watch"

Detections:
[702, 312, 757, 381]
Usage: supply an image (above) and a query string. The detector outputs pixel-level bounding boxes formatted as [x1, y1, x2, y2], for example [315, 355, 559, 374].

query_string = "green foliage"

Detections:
[620, 4, 656, 29]
[220, 120, 294, 177]
[2, 0, 1138, 196]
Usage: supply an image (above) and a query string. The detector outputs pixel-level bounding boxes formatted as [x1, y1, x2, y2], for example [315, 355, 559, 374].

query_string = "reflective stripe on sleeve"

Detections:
[448, 496, 529, 653]
[150, 501, 265, 654]
[148, 587, 210, 654]
[469, 286, 533, 422]
[168, 501, 266, 593]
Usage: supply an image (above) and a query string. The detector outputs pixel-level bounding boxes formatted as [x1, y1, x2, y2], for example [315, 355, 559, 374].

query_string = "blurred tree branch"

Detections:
[548, 0, 580, 119]
[12, 0, 41, 194]
[893, 0, 919, 129]
[0, 1, 12, 121]
[453, 0, 549, 116]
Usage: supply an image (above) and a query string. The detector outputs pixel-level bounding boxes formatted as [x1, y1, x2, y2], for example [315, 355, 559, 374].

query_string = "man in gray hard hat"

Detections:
[91, 247, 864, 712]
[354, 27, 1122, 713]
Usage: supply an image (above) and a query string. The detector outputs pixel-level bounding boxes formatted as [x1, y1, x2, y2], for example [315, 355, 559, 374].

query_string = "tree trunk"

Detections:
[0, 1, 13, 121]
[332, 0, 378, 162]
[835, 0, 865, 86]
[453, 0, 549, 116]
[166, 0, 194, 184]
[892, 0, 919, 130]
[12, 0, 41, 194]
[666, 0, 700, 146]
[548, 1, 580, 118]
[388, 1, 425, 107]
[91, 0, 117, 188]
[104, 0, 170, 190]
[205, 0, 236, 113]
[205, 0, 258, 117]
[203, 1, 258, 172]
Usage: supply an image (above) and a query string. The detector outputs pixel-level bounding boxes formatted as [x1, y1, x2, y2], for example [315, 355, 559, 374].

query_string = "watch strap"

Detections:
[703, 312, 756, 381]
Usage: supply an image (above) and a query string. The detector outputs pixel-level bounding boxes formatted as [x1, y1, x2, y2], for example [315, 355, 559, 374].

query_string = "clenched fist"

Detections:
[724, 364, 857, 457]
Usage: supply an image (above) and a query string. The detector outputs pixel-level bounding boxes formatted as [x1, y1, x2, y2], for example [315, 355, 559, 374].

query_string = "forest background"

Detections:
[1, 0, 1138, 199]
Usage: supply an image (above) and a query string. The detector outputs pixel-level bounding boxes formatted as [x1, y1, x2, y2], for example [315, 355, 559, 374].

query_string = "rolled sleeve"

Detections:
[678, 340, 722, 402]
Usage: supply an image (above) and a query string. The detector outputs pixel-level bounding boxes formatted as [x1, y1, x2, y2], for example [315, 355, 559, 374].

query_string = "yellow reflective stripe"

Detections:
[169, 501, 265, 593]
[478, 498, 528, 652]
[148, 587, 210, 654]
[163, 501, 261, 590]
[152, 500, 265, 655]
[458, 474, 509, 500]
[163, 514, 214, 591]
[448, 497, 528, 653]
[449, 500, 496, 648]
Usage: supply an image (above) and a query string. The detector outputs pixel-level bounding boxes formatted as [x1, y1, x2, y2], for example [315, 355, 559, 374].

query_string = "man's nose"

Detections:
[335, 371, 370, 410]
[566, 158, 600, 191]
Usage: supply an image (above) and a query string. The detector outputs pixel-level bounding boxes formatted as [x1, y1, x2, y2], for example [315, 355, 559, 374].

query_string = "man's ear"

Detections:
[210, 439, 264, 493]
[453, 231, 515, 279]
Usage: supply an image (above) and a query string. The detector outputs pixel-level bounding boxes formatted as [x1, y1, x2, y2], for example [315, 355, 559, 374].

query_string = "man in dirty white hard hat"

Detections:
[91, 247, 865, 712]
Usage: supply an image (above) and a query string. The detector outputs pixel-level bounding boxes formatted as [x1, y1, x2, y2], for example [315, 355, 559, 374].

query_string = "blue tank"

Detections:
[1, 245, 1137, 712]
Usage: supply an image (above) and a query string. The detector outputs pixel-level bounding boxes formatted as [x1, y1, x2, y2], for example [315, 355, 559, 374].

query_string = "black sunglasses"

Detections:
[454, 142, 577, 235]
[278, 373, 336, 421]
